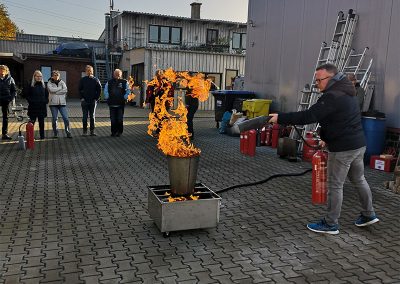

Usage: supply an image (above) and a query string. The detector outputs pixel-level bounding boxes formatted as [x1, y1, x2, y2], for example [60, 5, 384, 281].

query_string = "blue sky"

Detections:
[4, 0, 248, 40]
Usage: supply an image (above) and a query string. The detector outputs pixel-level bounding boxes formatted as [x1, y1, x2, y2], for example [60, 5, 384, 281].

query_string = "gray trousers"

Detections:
[326, 146, 375, 225]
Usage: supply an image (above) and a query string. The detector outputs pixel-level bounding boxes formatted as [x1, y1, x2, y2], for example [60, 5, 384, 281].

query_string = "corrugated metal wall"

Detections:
[246, 0, 400, 128]
[0, 41, 58, 56]
[144, 49, 246, 110]
[0, 39, 105, 57]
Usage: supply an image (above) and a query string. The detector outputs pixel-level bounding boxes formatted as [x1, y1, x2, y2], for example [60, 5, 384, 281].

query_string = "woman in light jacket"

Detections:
[47, 70, 72, 138]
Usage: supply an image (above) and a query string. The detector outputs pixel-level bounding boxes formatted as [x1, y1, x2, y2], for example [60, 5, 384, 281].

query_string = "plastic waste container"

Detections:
[361, 115, 386, 162]
[242, 99, 272, 118]
[211, 90, 255, 128]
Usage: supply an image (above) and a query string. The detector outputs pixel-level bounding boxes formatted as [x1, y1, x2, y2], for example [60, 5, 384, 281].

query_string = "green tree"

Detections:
[0, 3, 20, 40]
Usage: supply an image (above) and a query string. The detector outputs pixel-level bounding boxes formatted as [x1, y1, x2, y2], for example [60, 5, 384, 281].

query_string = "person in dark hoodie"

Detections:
[79, 65, 102, 136]
[104, 69, 130, 137]
[25, 70, 49, 139]
[269, 63, 378, 235]
[0, 65, 16, 140]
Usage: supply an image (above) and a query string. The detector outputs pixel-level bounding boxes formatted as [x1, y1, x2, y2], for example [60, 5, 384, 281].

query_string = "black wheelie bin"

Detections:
[211, 90, 255, 128]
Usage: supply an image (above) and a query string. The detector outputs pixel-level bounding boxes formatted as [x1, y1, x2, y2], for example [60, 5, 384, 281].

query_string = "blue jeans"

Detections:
[326, 146, 375, 225]
[109, 106, 125, 134]
[49, 105, 70, 136]
[81, 100, 97, 131]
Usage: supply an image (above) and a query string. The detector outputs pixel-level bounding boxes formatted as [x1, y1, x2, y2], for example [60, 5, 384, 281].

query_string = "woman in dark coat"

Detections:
[25, 70, 49, 139]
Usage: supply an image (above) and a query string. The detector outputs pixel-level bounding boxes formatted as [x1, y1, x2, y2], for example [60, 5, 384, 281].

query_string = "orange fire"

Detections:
[147, 68, 211, 158]
[127, 76, 136, 102]
[164, 191, 200, 202]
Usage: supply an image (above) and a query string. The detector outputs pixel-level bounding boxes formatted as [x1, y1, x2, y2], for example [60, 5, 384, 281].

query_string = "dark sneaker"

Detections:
[2, 134, 12, 140]
[115, 133, 121, 137]
[82, 130, 88, 136]
[67, 133, 73, 139]
[90, 131, 97, 136]
[355, 214, 379, 227]
[307, 219, 339, 235]
[53, 135, 58, 139]
[111, 133, 116, 137]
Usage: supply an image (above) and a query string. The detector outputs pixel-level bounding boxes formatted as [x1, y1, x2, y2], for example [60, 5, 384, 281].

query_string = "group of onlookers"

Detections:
[0, 64, 131, 140]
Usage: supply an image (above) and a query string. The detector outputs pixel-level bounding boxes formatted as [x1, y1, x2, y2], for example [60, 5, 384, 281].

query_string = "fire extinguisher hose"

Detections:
[19, 121, 28, 136]
[216, 168, 312, 194]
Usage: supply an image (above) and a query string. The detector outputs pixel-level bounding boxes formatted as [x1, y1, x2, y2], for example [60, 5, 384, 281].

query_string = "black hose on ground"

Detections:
[215, 168, 312, 194]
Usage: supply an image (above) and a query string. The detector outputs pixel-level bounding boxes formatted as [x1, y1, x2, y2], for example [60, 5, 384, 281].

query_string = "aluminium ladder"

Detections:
[289, 9, 360, 151]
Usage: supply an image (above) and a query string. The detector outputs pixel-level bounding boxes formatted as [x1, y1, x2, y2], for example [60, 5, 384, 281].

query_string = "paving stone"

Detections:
[0, 103, 399, 283]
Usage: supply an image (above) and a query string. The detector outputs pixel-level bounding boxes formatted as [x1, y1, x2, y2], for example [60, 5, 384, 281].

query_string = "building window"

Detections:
[232, 32, 246, 50]
[148, 25, 182, 44]
[206, 29, 218, 44]
[41, 66, 51, 83]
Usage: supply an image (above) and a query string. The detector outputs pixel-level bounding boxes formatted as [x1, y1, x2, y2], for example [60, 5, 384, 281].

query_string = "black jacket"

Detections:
[0, 74, 16, 105]
[278, 73, 365, 152]
[26, 82, 49, 118]
[79, 76, 102, 102]
[107, 78, 127, 106]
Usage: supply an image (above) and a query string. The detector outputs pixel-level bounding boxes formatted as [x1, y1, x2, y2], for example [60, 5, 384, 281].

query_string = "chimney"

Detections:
[190, 2, 202, 19]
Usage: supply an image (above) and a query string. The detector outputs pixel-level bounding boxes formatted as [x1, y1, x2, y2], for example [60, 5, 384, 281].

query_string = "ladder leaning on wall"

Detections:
[289, 9, 359, 150]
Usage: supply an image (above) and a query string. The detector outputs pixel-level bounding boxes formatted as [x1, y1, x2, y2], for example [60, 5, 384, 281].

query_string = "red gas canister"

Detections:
[312, 150, 328, 205]
[271, 124, 280, 148]
[302, 132, 319, 162]
[247, 129, 257, 156]
[26, 121, 35, 150]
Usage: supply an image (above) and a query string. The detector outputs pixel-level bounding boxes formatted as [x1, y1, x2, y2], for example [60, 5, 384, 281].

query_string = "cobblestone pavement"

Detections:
[0, 102, 399, 283]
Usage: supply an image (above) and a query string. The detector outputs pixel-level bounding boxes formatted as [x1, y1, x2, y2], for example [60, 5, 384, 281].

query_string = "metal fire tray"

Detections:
[148, 183, 221, 235]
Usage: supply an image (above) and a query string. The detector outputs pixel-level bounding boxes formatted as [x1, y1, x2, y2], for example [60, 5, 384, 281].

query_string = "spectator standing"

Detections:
[0, 65, 16, 140]
[79, 65, 102, 136]
[347, 73, 365, 110]
[25, 70, 49, 139]
[47, 70, 72, 138]
[104, 69, 130, 137]
[145, 70, 174, 112]
[185, 89, 199, 139]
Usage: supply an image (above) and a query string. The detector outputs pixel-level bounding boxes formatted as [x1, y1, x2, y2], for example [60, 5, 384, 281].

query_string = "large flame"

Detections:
[147, 68, 211, 157]
[127, 76, 136, 102]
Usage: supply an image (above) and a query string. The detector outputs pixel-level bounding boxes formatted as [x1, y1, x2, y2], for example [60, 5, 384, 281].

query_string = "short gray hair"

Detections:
[316, 63, 338, 74]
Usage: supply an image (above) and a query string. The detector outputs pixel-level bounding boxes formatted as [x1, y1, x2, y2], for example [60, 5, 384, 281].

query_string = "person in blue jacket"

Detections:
[104, 69, 130, 137]
[269, 63, 378, 235]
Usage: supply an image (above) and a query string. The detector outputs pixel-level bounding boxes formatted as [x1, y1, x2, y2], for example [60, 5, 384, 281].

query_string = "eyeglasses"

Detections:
[315, 76, 331, 83]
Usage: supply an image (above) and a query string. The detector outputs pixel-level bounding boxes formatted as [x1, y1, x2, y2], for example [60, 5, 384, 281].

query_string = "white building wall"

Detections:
[142, 49, 245, 110]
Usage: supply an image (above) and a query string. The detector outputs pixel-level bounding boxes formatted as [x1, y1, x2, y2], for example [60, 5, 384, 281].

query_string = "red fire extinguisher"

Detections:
[302, 132, 319, 162]
[312, 150, 328, 205]
[240, 131, 248, 154]
[271, 124, 280, 148]
[260, 127, 266, 146]
[26, 120, 35, 150]
[247, 129, 257, 156]
[265, 125, 272, 146]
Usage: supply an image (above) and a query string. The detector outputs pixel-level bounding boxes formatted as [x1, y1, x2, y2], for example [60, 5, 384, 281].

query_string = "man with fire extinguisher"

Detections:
[269, 63, 379, 235]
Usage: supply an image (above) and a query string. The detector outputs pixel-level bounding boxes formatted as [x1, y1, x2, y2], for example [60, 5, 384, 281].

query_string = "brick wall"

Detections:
[23, 55, 92, 98]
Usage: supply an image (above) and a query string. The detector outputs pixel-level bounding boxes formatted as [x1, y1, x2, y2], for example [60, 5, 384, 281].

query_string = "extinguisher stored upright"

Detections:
[312, 150, 328, 205]
[18, 122, 27, 150]
[26, 120, 35, 150]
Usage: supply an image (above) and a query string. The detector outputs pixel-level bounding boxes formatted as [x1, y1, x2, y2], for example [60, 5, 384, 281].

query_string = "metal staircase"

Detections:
[92, 47, 111, 87]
